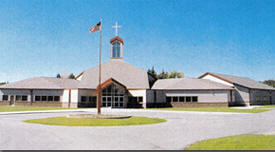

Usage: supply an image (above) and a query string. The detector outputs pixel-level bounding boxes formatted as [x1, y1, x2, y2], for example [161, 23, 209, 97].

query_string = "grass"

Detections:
[24, 116, 166, 126]
[258, 105, 275, 109]
[0, 106, 77, 112]
[147, 107, 269, 113]
[185, 135, 275, 150]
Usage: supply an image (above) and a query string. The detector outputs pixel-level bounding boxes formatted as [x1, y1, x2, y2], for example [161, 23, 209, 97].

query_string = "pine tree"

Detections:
[56, 73, 61, 78]
[68, 73, 75, 79]
[147, 66, 157, 78]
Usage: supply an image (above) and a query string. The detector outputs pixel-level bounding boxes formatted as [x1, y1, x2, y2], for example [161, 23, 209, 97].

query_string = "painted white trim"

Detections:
[201, 74, 234, 87]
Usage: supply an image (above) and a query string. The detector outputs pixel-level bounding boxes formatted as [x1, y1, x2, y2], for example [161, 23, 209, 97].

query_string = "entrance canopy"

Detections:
[96, 78, 127, 108]
[96, 78, 127, 92]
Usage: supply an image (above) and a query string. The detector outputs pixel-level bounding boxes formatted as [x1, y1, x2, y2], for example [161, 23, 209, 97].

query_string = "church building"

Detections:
[0, 23, 275, 108]
[0, 30, 156, 108]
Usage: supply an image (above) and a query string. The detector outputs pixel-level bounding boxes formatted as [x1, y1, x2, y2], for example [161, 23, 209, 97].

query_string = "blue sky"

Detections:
[0, 0, 274, 82]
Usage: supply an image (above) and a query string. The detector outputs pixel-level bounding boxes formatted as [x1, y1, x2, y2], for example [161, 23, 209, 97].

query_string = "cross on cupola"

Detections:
[112, 21, 122, 36]
[110, 22, 124, 60]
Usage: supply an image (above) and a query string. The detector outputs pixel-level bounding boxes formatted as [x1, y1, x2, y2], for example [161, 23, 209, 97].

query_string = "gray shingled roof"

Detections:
[0, 77, 80, 89]
[78, 59, 150, 89]
[210, 73, 275, 90]
[152, 78, 233, 90]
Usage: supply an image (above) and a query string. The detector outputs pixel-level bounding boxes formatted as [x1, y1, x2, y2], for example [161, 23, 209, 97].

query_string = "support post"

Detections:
[30, 90, 33, 106]
[69, 89, 71, 108]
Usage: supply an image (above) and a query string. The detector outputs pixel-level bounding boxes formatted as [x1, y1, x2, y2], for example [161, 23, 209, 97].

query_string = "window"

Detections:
[54, 96, 60, 102]
[48, 96, 53, 101]
[81, 96, 87, 102]
[166, 96, 171, 102]
[88, 96, 96, 103]
[35, 96, 40, 101]
[2, 95, 8, 101]
[179, 97, 185, 102]
[35, 96, 41, 101]
[22, 96, 28, 101]
[186, 97, 191, 102]
[128, 96, 142, 104]
[192, 96, 198, 102]
[138, 97, 143, 103]
[169, 96, 198, 103]
[263, 96, 268, 102]
[42, 96, 47, 101]
[16, 95, 21, 101]
[172, 97, 178, 102]
[112, 42, 120, 58]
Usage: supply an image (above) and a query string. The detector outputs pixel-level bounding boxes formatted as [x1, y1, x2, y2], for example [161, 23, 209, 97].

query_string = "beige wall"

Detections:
[128, 89, 147, 108]
[0, 89, 63, 102]
[155, 90, 230, 103]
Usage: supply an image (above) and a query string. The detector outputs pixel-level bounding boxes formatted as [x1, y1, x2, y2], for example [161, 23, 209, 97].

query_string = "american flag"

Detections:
[89, 22, 101, 33]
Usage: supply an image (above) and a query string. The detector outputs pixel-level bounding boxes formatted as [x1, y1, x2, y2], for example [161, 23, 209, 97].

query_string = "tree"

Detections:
[147, 66, 184, 79]
[56, 73, 61, 78]
[158, 69, 169, 79]
[68, 73, 75, 79]
[169, 71, 184, 78]
[147, 66, 157, 78]
[262, 80, 275, 88]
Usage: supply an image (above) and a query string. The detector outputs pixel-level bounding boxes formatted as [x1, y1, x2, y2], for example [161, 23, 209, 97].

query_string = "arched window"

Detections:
[112, 42, 120, 58]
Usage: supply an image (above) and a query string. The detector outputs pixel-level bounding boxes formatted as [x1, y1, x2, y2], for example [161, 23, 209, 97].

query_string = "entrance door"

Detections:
[101, 83, 124, 108]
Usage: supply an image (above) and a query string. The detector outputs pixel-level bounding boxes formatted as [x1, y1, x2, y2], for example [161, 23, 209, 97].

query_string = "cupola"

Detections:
[110, 22, 123, 59]
[110, 36, 124, 59]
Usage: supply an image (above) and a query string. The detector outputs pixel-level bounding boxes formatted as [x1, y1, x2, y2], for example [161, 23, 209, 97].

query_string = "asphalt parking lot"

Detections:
[1, 108, 275, 150]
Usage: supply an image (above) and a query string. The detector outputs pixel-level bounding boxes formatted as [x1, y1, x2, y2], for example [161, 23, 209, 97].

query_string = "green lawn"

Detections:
[0, 106, 76, 112]
[186, 135, 275, 150]
[147, 107, 269, 113]
[24, 116, 166, 126]
[258, 105, 275, 109]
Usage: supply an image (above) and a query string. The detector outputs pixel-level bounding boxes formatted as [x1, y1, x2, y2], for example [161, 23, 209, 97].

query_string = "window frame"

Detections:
[54, 96, 60, 102]
[21, 95, 28, 101]
[2, 95, 8, 101]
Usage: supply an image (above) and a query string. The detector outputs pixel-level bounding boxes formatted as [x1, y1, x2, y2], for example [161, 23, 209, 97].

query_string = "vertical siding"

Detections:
[272, 91, 275, 104]
[251, 89, 272, 105]
[234, 85, 250, 105]
[146, 90, 154, 104]
[156, 90, 166, 103]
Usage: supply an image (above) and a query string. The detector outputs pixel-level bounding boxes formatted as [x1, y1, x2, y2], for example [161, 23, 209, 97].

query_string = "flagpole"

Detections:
[97, 18, 102, 115]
